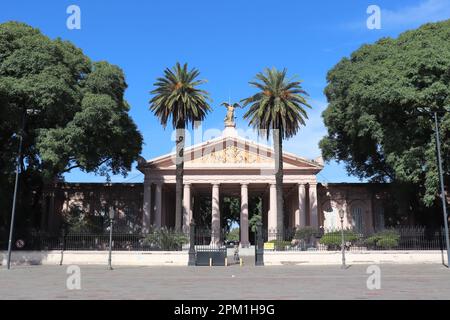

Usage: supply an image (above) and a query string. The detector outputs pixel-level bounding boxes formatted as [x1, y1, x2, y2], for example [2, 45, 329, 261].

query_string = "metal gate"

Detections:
[188, 222, 264, 266]
[194, 228, 226, 266]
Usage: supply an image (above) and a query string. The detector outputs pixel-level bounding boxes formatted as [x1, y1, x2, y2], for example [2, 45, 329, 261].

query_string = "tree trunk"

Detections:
[273, 129, 284, 238]
[175, 124, 185, 231]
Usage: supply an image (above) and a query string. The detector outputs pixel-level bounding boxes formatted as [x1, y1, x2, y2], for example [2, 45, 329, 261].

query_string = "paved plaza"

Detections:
[0, 263, 449, 299]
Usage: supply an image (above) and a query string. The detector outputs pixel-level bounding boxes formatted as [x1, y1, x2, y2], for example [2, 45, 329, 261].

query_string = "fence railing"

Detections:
[2, 226, 449, 252]
[263, 227, 450, 251]
[2, 229, 189, 251]
[193, 228, 228, 250]
[1, 227, 233, 251]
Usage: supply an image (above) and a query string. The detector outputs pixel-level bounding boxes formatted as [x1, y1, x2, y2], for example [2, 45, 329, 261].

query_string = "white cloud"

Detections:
[382, 0, 450, 28]
[343, 0, 450, 31]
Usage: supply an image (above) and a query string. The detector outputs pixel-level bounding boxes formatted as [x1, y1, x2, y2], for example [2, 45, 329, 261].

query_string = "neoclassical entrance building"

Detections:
[138, 119, 325, 245]
[42, 117, 392, 239]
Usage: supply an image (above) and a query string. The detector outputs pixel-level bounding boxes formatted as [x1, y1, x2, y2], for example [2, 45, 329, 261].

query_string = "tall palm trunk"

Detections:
[273, 128, 284, 238]
[175, 123, 185, 231]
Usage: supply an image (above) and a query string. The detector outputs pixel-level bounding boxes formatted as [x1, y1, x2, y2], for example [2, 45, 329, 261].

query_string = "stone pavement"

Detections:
[0, 264, 449, 299]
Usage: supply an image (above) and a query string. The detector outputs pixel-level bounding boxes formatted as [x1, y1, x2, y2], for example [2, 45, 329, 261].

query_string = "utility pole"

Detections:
[6, 112, 26, 270]
[434, 111, 450, 267]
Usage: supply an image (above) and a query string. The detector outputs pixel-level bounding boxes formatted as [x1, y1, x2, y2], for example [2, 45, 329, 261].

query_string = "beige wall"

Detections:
[45, 182, 390, 234]
[318, 183, 389, 233]
[43, 183, 143, 233]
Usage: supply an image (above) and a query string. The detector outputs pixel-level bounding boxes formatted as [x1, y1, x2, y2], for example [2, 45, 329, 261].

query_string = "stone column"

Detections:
[142, 182, 152, 233]
[268, 183, 277, 240]
[154, 182, 163, 228]
[211, 183, 221, 245]
[309, 183, 318, 229]
[240, 183, 250, 248]
[183, 183, 192, 232]
[297, 183, 306, 229]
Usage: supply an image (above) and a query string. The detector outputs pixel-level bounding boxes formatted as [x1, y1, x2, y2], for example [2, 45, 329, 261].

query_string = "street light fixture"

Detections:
[7, 108, 39, 270]
[339, 209, 346, 269]
[108, 206, 115, 270]
[416, 107, 450, 268]
[433, 111, 450, 268]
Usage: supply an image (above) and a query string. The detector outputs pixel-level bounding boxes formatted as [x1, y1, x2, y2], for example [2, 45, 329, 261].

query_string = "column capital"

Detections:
[184, 183, 192, 187]
[212, 183, 220, 187]
[241, 183, 249, 187]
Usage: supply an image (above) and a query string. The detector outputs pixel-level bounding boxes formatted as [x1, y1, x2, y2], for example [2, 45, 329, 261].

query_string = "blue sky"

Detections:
[2, 0, 450, 183]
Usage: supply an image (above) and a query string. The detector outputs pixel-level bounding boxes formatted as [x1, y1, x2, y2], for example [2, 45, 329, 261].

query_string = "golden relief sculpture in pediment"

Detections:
[191, 145, 272, 164]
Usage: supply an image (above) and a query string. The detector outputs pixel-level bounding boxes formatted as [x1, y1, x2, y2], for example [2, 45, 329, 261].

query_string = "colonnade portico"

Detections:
[138, 123, 324, 244]
[142, 179, 321, 244]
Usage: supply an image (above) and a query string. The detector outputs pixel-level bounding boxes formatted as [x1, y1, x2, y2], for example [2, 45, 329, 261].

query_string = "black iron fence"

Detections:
[264, 226, 449, 251]
[194, 228, 228, 248]
[2, 229, 189, 251]
[2, 226, 448, 252]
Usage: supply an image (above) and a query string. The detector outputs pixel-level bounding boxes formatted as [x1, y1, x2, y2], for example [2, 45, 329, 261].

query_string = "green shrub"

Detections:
[364, 229, 400, 249]
[268, 239, 291, 251]
[143, 227, 188, 251]
[294, 227, 318, 241]
[226, 228, 240, 242]
[364, 236, 378, 247]
[376, 238, 399, 248]
[319, 230, 359, 250]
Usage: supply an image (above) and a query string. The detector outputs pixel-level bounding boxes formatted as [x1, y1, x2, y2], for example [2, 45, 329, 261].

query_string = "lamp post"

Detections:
[7, 108, 39, 270]
[433, 112, 450, 267]
[108, 206, 115, 270]
[339, 209, 346, 269]
[414, 107, 450, 267]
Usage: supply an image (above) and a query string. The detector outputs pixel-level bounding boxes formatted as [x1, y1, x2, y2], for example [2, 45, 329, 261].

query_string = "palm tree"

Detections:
[241, 67, 310, 237]
[150, 62, 211, 231]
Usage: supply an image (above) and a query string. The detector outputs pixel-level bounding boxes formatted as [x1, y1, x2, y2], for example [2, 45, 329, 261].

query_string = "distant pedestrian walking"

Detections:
[233, 244, 240, 263]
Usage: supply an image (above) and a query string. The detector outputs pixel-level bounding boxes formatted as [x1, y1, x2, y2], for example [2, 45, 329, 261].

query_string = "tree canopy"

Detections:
[242, 67, 310, 140]
[150, 62, 211, 129]
[149, 62, 211, 230]
[0, 22, 143, 229]
[242, 67, 311, 234]
[320, 20, 450, 207]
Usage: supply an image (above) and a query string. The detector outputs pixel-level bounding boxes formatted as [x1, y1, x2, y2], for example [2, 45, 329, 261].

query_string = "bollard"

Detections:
[240, 257, 243, 267]
[225, 257, 228, 267]
[209, 257, 212, 267]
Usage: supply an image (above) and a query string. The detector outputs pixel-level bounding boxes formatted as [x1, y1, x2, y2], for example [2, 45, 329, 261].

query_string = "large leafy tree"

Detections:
[242, 68, 311, 234]
[150, 62, 211, 231]
[320, 20, 450, 213]
[0, 22, 143, 230]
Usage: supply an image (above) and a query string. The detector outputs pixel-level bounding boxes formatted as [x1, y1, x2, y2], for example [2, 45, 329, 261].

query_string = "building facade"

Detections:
[42, 122, 388, 243]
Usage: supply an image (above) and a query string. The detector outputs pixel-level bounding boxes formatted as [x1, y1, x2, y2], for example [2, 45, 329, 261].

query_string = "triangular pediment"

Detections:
[190, 143, 273, 165]
[139, 134, 323, 172]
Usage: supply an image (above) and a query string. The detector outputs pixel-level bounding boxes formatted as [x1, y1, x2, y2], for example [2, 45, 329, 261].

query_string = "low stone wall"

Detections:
[1, 250, 446, 266]
[264, 250, 447, 265]
[0, 251, 188, 266]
